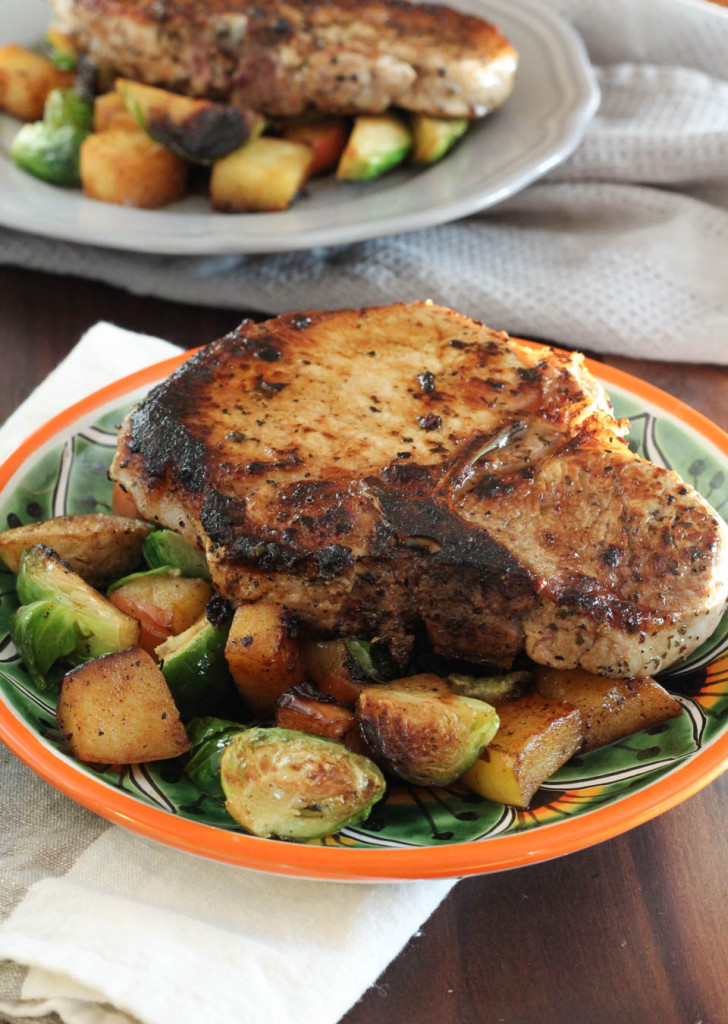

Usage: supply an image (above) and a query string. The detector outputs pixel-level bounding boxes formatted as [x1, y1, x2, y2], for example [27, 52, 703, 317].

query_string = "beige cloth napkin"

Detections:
[0, 324, 456, 1024]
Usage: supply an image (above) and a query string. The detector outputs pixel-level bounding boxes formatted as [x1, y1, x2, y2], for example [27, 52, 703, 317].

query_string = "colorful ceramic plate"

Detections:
[0, 0, 599, 254]
[1, 355, 728, 881]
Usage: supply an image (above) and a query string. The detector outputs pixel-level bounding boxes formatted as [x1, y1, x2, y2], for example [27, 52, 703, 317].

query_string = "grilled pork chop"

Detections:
[50, 0, 517, 118]
[110, 303, 728, 678]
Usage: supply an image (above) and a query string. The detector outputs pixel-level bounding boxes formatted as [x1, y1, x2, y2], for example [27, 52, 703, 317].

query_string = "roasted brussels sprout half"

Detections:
[410, 114, 469, 165]
[10, 121, 88, 186]
[447, 670, 532, 705]
[220, 727, 386, 841]
[143, 529, 210, 581]
[356, 674, 499, 787]
[184, 716, 247, 797]
[12, 545, 139, 688]
[336, 114, 411, 181]
[344, 639, 400, 683]
[11, 600, 80, 690]
[155, 613, 236, 720]
[43, 87, 93, 131]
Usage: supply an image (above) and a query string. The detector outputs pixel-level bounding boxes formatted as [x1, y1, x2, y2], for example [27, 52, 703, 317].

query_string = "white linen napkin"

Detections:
[0, 323, 456, 1024]
[2, 0, 728, 362]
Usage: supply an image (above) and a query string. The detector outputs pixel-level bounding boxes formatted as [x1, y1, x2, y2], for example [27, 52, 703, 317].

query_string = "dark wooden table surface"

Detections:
[2, 265, 727, 1024]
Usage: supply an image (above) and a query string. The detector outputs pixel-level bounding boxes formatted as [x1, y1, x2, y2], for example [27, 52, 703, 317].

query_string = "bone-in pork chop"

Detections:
[49, 0, 517, 118]
[110, 303, 728, 678]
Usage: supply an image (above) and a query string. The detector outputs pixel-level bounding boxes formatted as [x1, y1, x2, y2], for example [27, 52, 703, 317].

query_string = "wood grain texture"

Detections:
[1, 266, 727, 1024]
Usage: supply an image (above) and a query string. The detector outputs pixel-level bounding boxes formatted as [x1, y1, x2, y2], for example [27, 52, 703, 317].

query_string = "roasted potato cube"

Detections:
[462, 694, 583, 808]
[108, 572, 211, 654]
[210, 136, 313, 212]
[225, 603, 304, 715]
[94, 92, 139, 133]
[0, 513, 152, 587]
[57, 647, 190, 764]
[0, 45, 73, 121]
[535, 667, 683, 751]
[276, 683, 369, 754]
[80, 129, 188, 208]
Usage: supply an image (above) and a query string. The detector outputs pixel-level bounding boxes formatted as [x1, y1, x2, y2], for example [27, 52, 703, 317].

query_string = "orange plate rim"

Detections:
[1, 346, 727, 882]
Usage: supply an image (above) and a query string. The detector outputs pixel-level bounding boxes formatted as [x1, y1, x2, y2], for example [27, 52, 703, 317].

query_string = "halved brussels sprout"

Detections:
[14, 545, 139, 684]
[184, 716, 247, 797]
[336, 114, 411, 181]
[447, 670, 532, 705]
[410, 114, 469, 165]
[344, 638, 400, 683]
[356, 674, 499, 787]
[143, 529, 210, 581]
[155, 612, 236, 720]
[220, 726, 386, 841]
[10, 121, 88, 186]
[10, 600, 79, 690]
[44, 88, 93, 131]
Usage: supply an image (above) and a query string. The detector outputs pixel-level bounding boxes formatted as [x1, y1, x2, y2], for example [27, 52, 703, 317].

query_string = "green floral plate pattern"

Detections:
[1, 369, 727, 876]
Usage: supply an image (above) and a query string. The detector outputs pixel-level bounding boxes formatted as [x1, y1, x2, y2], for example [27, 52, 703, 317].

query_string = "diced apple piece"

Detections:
[57, 647, 190, 763]
[276, 683, 369, 754]
[108, 573, 211, 654]
[80, 129, 188, 208]
[94, 92, 140, 133]
[302, 639, 367, 707]
[280, 117, 349, 176]
[535, 667, 683, 752]
[0, 45, 73, 121]
[210, 136, 313, 212]
[225, 603, 304, 714]
[461, 694, 583, 808]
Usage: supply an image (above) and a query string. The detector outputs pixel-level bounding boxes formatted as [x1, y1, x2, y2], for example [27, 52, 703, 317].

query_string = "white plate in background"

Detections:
[0, 0, 599, 254]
